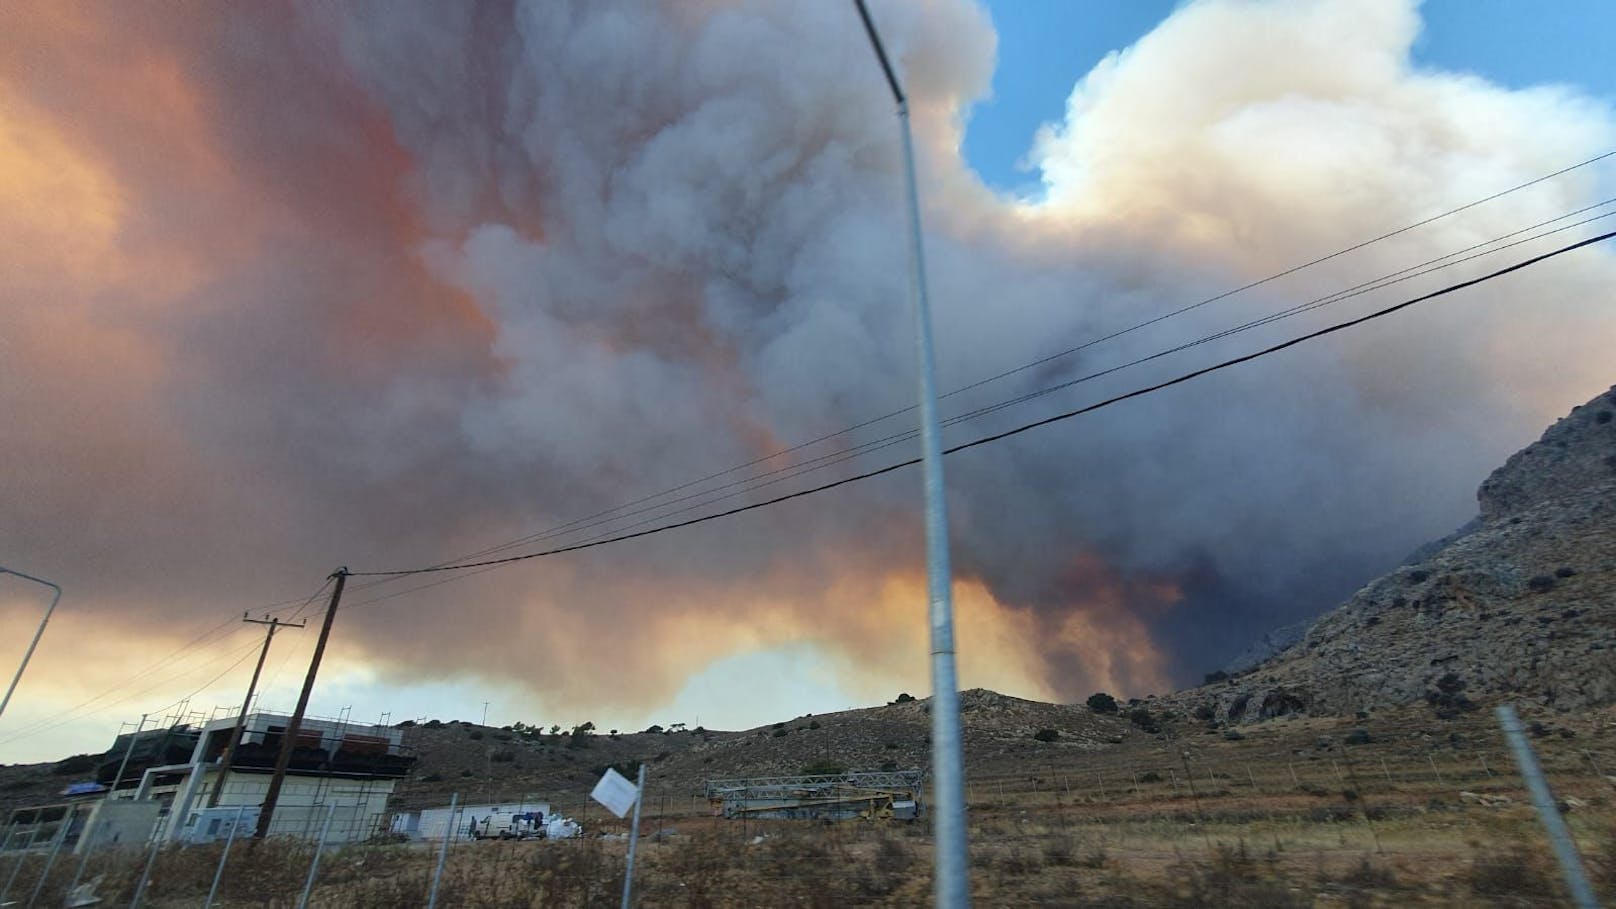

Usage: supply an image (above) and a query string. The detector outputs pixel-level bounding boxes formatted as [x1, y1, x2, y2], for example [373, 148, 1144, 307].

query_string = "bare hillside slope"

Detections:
[1181, 382, 1616, 724]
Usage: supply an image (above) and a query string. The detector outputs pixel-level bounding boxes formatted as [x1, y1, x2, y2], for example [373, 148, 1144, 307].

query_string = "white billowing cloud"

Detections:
[1007, 0, 1615, 561]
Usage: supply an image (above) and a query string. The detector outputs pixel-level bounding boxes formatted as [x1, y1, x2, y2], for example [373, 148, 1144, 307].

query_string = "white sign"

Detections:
[591, 767, 640, 819]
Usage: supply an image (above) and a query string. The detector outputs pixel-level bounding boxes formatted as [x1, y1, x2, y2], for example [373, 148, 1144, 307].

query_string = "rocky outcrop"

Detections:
[1479, 386, 1616, 521]
[1182, 384, 1616, 723]
[1218, 619, 1311, 676]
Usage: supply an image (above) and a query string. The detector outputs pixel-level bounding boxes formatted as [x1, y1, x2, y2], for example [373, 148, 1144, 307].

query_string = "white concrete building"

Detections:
[96, 712, 414, 845]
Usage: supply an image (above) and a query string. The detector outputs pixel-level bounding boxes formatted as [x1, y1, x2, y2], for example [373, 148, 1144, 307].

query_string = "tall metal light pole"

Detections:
[851, 3, 970, 905]
[0, 567, 63, 723]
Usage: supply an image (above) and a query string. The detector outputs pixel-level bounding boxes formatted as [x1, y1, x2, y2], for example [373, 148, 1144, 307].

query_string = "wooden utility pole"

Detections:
[207, 613, 304, 808]
[254, 569, 347, 839]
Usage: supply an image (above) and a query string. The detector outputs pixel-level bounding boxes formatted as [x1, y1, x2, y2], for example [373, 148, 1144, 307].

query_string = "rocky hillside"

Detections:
[383, 689, 1137, 811]
[0, 690, 1142, 818]
[1182, 382, 1616, 724]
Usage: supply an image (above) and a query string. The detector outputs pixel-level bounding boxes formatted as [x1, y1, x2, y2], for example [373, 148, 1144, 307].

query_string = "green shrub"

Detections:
[1086, 693, 1119, 715]
[1128, 707, 1161, 733]
[567, 722, 595, 748]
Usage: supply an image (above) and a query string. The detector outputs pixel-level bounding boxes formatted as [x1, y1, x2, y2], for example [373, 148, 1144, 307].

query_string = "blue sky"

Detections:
[966, 0, 1616, 193]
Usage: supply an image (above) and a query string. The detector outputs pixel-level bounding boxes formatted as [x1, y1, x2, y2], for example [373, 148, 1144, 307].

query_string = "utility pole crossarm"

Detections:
[254, 569, 348, 839]
[207, 613, 306, 809]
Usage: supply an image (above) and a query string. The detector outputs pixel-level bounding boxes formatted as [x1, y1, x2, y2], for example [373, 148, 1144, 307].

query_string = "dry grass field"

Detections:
[4, 697, 1612, 906]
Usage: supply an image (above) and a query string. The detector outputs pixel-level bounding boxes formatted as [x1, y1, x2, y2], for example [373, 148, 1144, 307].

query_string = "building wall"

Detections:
[166, 772, 396, 844]
[73, 800, 161, 855]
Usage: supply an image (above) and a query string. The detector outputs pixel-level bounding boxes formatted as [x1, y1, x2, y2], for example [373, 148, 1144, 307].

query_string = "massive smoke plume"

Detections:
[2, 0, 1614, 756]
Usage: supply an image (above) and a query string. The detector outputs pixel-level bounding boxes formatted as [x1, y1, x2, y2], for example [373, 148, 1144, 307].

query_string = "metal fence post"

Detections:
[295, 803, 337, 909]
[620, 765, 647, 909]
[2, 821, 42, 899]
[1340, 754, 1382, 855]
[0, 826, 33, 904]
[1495, 705, 1598, 909]
[127, 825, 164, 909]
[64, 810, 100, 900]
[426, 794, 459, 909]
[202, 805, 247, 909]
[25, 806, 72, 908]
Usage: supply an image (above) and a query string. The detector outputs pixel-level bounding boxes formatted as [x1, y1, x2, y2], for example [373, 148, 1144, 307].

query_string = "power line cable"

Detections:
[235, 577, 335, 707]
[0, 618, 240, 742]
[601, 202, 1616, 531]
[0, 579, 334, 748]
[953, 206, 1616, 428]
[345, 564, 504, 612]
[939, 152, 1615, 402]
[335, 150, 1616, 585]
[341, 214, 1616, 586]
[348, 228, 1614, 578]
[349, 202, 1616, 571]
[131, 636, 269, 727]
[0, 630, 266, 748]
